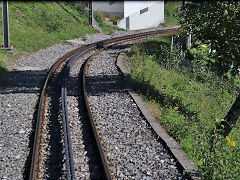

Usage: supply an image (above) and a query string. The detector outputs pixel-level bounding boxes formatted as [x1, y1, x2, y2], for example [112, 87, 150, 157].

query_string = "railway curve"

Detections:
[29, 27, 200, 180]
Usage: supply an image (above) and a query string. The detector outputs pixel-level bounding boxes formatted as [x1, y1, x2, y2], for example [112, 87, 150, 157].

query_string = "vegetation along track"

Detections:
[29, 27, 198, 180]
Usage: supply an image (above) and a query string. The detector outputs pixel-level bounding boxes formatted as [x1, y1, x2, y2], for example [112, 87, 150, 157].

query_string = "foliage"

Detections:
[100, 13, 123, 25]
[108, 15, 122, 25]
[163, 1, 181, 26]
[193, 121, 240, 179]
[125, 34, 240, 178]
[179, 2, 240, 76]
[185, 41, 215, 69]
[93, 11, 125, 34]
[139, 34, 239, 90]
[64, 1, 88, 18]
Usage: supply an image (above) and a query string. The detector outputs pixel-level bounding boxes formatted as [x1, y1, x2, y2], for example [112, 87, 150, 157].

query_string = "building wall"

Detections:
[118, 1, 164, 30]
[92, 1, 124, 16]
[123, 1, 157, 18]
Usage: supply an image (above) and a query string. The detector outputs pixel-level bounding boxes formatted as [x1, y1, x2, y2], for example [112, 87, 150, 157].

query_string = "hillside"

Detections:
[0, 2, 97, 74]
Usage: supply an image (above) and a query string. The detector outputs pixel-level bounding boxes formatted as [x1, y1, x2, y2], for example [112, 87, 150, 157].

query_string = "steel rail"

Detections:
[61, 60, 75, 180]
[82, 49, 112, 179]
[61, 47, 95, 180]
[29, 44, 94, 180]
[29, 27, 179, 180]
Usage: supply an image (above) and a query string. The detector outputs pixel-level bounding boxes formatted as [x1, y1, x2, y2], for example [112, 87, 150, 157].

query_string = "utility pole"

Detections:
[2, 0, 10, 49]
[88, 1, 92, 27]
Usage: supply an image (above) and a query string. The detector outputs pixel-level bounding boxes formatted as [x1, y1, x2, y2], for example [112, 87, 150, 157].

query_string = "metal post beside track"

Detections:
[2, 0, 10, 49]
[89, 1, 92, 27]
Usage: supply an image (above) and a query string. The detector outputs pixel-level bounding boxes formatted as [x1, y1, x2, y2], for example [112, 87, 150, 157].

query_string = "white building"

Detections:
[92, 1, 164, 30]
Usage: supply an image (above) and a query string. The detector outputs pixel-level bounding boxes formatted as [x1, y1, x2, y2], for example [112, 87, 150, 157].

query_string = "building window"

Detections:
[140, 7, 148, 15]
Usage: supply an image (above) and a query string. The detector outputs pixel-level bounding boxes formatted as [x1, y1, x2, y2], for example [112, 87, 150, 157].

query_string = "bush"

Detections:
[179, 2, 240, 76]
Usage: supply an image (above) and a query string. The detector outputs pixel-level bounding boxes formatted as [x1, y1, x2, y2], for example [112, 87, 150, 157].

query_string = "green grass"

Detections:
[163, 1, 181, 26]
[0, 2, 98, 73]
[94, 11, 125, 35]
[125, 34, 240, 179]
[107, 14, 122, 25]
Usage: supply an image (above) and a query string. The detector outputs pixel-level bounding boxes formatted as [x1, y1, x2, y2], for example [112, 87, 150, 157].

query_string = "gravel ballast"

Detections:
[85, 46, 184, 179]
[0, 42, 79, 179]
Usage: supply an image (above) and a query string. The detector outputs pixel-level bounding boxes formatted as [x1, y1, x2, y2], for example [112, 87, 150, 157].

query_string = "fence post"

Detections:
[170, 36, 174, 58]
[187, 34, 191, 48]
[2, 0, 10, 49]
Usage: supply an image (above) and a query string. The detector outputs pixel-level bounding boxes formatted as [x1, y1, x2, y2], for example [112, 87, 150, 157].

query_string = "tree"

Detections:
[180, 2, 240, 136]
[218, 93, 240, 136]
[179, 1, 240, 75]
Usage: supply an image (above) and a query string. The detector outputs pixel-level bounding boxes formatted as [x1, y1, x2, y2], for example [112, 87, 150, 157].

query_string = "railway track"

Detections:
[62, 50, 105, 179]
[29, 27, 200, 179]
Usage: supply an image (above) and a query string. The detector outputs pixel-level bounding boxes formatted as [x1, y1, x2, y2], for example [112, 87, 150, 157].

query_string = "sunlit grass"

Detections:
[125, 34, 240, 179]
[0, 2, 97, 73]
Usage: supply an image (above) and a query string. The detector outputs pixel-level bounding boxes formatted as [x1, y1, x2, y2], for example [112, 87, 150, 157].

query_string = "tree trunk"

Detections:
[219, 93, 240, 137]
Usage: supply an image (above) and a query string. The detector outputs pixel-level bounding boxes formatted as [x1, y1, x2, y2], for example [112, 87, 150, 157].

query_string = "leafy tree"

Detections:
[179, 1, 240, 75]
[180, 1, 240, 136]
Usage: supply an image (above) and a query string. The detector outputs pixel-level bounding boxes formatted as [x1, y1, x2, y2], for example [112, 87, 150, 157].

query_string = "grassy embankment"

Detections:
[0, 2, 98, 75]
[126, 34, 240, 179]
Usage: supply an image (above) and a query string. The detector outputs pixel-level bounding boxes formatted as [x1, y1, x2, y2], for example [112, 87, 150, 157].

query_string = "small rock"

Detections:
[18, 129, 25, 134]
